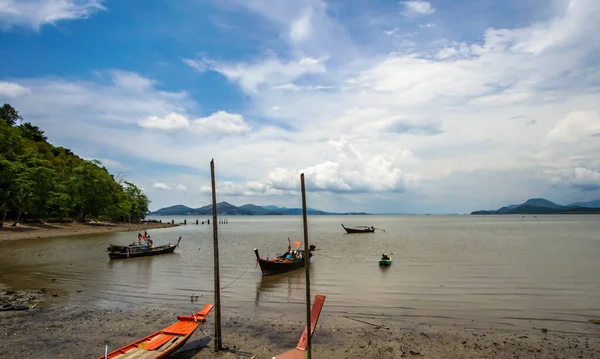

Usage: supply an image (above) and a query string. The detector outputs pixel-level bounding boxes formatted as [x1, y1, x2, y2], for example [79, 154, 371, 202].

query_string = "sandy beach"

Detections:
[0, 221, 178, 242]
[1, 288, 599, 359]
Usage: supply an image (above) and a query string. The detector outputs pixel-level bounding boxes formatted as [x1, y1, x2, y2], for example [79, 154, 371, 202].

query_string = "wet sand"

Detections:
[1, 288, 599, 359]
[0, 221, 178, 242]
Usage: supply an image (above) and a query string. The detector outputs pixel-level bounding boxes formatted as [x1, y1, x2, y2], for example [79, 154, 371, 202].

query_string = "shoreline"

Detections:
[0, 291, 599, 358]
[0, 221, 179, 242]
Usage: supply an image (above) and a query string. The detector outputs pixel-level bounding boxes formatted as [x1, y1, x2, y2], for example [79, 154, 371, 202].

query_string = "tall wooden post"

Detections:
[210, 159, 223, 351]
[300, 173, 312, 359]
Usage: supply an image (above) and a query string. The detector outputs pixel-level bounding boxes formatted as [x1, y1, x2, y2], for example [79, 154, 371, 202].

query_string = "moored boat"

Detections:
[341, 224, 375, 233]
[273, 294, 326, 359]
[108, 237, 182, 260]
[97, 304, 213, 359]
[254, 243, 316, 276]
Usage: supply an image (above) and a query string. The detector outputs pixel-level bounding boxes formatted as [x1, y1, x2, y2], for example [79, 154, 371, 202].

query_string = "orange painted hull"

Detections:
[273, 294, 326, 359]
[98, 304, 213, 359]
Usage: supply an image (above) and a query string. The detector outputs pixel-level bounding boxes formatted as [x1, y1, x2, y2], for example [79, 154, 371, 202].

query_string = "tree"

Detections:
[0, 103, 22, 126]
[1, 104, 151, 225]
[18, 122, 48, 142]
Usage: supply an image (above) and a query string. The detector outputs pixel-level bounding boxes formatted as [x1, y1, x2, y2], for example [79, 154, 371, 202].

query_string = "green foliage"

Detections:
[0, 104, 150, 226]
[0, 103, 22, 126]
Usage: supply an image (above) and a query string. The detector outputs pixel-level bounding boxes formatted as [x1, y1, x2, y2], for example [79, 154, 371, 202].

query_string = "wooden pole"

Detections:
[211, 159, 223, 351]
[300, 173, 312, 359]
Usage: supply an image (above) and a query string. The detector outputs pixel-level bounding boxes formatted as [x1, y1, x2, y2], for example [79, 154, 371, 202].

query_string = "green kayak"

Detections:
[378, 256, 392, 266]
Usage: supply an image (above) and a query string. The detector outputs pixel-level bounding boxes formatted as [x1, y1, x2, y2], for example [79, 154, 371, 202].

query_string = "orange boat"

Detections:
[98, 304, 213, 359]
[273, 294, 326, 359]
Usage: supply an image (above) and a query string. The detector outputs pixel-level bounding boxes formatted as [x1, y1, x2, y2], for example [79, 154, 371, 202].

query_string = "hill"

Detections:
[148, 203, 359, 216]
[568, 199, 600, 208]
[0, 103, 149, 226]
[471, 198, 600, 215]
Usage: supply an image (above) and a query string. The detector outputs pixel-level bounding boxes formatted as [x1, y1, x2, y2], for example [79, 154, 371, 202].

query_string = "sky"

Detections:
[1, 0, 600, 214]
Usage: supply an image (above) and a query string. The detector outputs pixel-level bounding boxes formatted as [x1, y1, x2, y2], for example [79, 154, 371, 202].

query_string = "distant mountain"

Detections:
[239, 204, 271, 215]
[151, 205, 196, 216]
[192, 202, 253, 215]
[148, 202, 359, 216]
[568, 199, 600, 208]
[471, 198, 600, 215]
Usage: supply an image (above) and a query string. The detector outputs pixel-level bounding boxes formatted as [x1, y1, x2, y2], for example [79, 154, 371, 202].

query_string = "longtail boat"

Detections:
[98, 304, 213, 359]
[273, 294, 326, 359]
[108, 237, 182, 260]
[254, 243, 316, 276]
[341, 224, 375, 233]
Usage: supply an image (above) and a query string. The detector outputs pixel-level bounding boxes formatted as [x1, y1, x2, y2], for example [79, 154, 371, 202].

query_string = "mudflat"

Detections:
[1, 288, 599, 359]
[0, 221, 178, 242]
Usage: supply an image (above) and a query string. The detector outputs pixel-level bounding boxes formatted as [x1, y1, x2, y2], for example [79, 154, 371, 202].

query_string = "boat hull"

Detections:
[108, 244, 177, 260]
[98, 304, 213, 359]
[341, 224, 375, 233]
[257, 258, 306, 276]
[379, 258, 392, 266]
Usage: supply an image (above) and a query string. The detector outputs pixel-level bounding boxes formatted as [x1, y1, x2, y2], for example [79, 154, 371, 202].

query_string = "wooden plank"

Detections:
[157, 336, 181, 352]
[120, 348, 150, 359]
[145, 334, 174, 350]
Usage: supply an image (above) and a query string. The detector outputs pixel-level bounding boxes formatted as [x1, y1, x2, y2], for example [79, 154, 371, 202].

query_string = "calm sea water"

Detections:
[1, 215, 599, 332]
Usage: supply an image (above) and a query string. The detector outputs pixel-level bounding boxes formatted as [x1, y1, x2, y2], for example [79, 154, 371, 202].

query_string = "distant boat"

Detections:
[108, 237, 182, 260]
[272, 294, 326, 359]
[254, 243, 316, 276]
[341, 224, 375, 233]
[97, 304, 213, 359]
[379, 254, 392, 266]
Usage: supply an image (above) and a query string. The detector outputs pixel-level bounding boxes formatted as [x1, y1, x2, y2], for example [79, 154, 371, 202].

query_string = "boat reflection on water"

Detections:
[254, 270, 305, 306]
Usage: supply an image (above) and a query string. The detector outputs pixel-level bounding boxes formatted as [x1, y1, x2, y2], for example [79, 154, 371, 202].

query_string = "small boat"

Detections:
[379, 254, 392, 266]
[273, 294, 326, 359]
[254, 244, 316, 276]
[98, 304, 213, 359]
[107, 242, 148, 253]
[341, 224, 375, 233]
[108, 237, 182, 260]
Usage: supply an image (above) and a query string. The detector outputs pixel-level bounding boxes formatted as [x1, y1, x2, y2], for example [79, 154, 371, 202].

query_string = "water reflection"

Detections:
[255, 270, 304, 306]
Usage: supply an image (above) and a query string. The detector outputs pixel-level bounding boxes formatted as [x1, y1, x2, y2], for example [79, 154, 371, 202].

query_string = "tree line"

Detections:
[0, 104, 149, 226]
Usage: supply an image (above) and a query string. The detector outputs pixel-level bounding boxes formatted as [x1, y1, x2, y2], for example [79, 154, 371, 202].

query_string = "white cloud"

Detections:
[176, 184, 188, 193]
[152, 183, 170, 190]
[548, 111, 600, 142]
[289, 9, 312, 43]
[419, 22, 435, 28]
[401, 1, 435, 16]
[0, 0, 105, 30]
[139, 113, 189, 131]
[191, 111, 251, 135]
[0, 81, 30, 97]
[185, 56, 326, 94]
[138, 111, 251, 135]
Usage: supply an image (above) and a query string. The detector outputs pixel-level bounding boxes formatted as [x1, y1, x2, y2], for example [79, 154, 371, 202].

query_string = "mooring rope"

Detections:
[220, 262, 256, 290]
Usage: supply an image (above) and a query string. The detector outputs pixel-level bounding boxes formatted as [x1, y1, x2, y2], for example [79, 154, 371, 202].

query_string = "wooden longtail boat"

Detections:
[108, 237, 182, 260]
[98, 304, 213, 359]
[273, 294, 326, 359]
[107, 243, 147, 253]
[254, 244, 315, 276]
[341, 224, 375, 233]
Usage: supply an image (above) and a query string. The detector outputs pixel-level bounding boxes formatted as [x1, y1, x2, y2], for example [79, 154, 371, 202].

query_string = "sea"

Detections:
[1, 215, 599, 333]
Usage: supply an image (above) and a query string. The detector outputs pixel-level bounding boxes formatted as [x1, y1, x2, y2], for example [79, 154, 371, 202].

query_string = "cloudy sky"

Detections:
[1, 0, 600, 214]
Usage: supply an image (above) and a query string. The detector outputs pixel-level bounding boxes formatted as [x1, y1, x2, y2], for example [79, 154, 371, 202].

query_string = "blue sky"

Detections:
[1, 0, 600, 213]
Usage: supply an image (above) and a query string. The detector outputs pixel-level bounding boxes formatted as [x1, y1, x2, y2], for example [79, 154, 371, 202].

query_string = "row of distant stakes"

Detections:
[152, 218, 229, 225]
